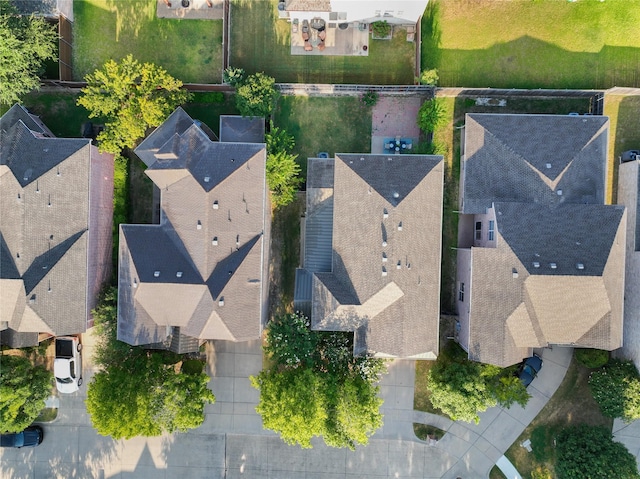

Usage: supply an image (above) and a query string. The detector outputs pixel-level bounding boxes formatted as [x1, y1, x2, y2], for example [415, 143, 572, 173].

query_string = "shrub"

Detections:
[419, 69, 439, 86]
[371, 20, 391, 38]
[223, 66, 245, 86]
[575, 348, 609, 369]
[530, 466, 553, 479]
[361, 91, 378, 107]
[235, 72, 278, 117]
[191, 91, 224, 104]
[417, 98, 447, 134]
[589, 359, 640, 422]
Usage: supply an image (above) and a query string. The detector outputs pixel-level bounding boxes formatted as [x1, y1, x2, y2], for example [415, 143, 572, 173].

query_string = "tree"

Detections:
[223, 66, 245, 86]
[251, 313, 386, 450]
[556, 425, 640, 479]
[266, 150, 303, 207]
[417, 98, 446, 133]
[589, 359, 640, 422]
[77, 55, 191, 154]
[234, 72, 278, 117]
[85, 287, 215, 439]
[265, 122, 294, 155]
[0, 0, 57, 104]
[426, 344, 530, 423]
[419, 69, 439, 86]
[0, 355, 53, 433]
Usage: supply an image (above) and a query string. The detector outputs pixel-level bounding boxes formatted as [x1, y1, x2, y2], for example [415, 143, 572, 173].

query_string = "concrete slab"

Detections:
[503, 385, 549, 426]
[445, 422, 480, 443]
[232, 414, 265, 433]
[478, 412, 525, 452]
[233, 377, 260, 403]
[529, 356, 570, 399]
[472, 437, 502, 463]
[412, 411, 453, 431]
[434, 434, 472, 459]
[345, 440, 389, 475]
[266, 437, 306, 473]
[305, 440, 347, 474]
[210, 376, 234, 402]
[163, 433, 226, 468]
[226, 434, 269, 472]
[34, 425, 79, 463]
[387, 440, 426, 477]
[165, 466, 224, 479]
[233, 353, 263, 377]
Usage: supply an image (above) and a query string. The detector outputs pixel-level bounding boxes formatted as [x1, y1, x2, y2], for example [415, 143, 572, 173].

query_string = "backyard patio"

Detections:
[156, 0, 223, 19]
[290, 20, 369, 56]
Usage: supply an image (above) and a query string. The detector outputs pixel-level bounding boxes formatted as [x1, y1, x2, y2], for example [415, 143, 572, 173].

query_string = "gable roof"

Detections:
[118, 109, 269, 346]
[0, 105, 93, 341]
[219, 116, 265, 143]
[467, 202, 626, 366]
[462, 114, 608, 214]
[301, 153, 443, 359]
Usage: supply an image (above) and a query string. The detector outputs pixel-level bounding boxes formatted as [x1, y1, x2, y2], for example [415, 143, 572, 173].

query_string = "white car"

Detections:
[54, 336, 83, 394]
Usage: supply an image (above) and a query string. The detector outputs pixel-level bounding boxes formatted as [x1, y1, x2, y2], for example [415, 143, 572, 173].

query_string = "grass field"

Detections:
[505, 353, 612, 478]
[422, 0, 640, 89]
[273, 96, 372, 178]
[73, 0, 223, 83]
[603, 93, 640, 204]
[230, 0, 415, 84]
[14, 91, 92, 138]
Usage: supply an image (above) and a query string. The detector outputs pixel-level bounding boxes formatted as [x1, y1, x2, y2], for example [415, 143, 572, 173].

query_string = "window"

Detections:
[475, 221, 482, 241]
[458, 282, 465, 302]
[488, 220, 495, 241]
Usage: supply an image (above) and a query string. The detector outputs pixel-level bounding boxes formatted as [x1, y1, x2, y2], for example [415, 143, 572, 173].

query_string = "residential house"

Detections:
[117, 108, 270, 353]
[294, 153, 443, 359]
[618, 154, 640, 371]
[0, 104, 114, 347]
[456, 114, 626, 367]
[280, 0, 428, 25]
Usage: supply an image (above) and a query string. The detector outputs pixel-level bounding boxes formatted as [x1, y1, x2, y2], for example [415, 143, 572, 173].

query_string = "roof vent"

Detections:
[36, 181, 40, 193]
[549, 262, 557, 269]
[576, 263, 584, 270]
[387, 157, 393, 161]
[219, 297, 224, 306]
[546, 163, 552, 169]
[556, 189, 563, 196]
[204, 176, 210, 183]
[396, 261, 401, 270]
[56, 168, 60, 176]
[133, 278, 138, 288]
[154, 271, 160, 277]
[383, 209, 388, 219]
[382, 241, 387, 247]
[47, 194, 51, 207]
[197, 220, 202, 230]
[382, 267, 387, 277]
[360, 157, 365, 161]
[213, 201, 219, 209]
[392, 192, 399, 199]
[176, 271, 183, 278]
[533, 261, 540, 268]
[398, 222, 403, 231]
[29, 294, 36, 304]
[382, 252, 387, 262]
[512, 268, 519, 279]
[212, 237, 218, 246]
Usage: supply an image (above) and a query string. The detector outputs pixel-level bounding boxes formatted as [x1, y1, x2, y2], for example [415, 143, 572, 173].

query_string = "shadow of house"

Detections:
[0, 104, 114, 347]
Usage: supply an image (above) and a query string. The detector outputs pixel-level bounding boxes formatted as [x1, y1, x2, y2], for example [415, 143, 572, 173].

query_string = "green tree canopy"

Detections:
[266, 150, 303, 208]
[251, 313, 386, 450]
[0, 0, 57, 104]
[556, 425, 640, 479]
[589, 359, 640, 422]
[0, 354, 53, 433]
[77, 54, 191, 154]
[86, 288, 215, 439]
[426, 344, 530, 423]
[234, 72, 278, 117]
[417, 98, 446, 134]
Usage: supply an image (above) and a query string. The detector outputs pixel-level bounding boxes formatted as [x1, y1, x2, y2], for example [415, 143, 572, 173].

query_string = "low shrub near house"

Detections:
[589, 359, 640, 422]
[361, 91, 378, 107]
[371, 20, 391, 39]
[575, 348, 609, 369]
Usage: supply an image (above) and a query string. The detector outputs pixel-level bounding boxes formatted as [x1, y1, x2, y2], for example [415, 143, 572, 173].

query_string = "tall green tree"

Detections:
[234, 72, 278, 117]
[0, 0, 57, 104]
[86, 287, 215, 439]
[266, 150, 303, 208]
[77, 55, 191, 154]
[0, 355, 53, 433]
[589, 359, 640, 422]
[556, 425, 640, 479]
[251, 313, 386, 450]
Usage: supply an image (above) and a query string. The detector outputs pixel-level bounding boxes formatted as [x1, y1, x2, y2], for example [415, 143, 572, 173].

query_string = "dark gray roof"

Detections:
[219, 116, 265, 143]
[305, 153, 444, 359]
[306, 157, 334, 189]
[495, 202, 625, 276]
[0, 329, 38, 348]
[119, 108, 270, 345]
[0, 105, 92, 337]
[9, 0, 57, 15]
[462, 114, 608, 214]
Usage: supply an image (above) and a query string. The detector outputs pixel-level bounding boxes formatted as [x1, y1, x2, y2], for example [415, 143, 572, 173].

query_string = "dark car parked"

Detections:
[0, 426, 44, 448]
[517, 354, 543, 387]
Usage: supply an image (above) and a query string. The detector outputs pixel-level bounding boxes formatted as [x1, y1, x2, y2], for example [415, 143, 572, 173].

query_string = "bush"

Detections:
[419, 69, 439, 86]
[575, 348, 609, 369]
[371, 20, 391, 38]
[235, 72, 278, 117]
[530, 466, 553, 479]
[361, 91, 378, 107]
[417, 98, 446, 134]
[589, 359, 640, 422]
[223, 67, 245, 87]
[191, 91, 224, 104]
[181, 359, 204, 375]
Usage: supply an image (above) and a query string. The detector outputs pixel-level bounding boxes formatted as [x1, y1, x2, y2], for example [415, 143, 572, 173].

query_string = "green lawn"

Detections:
[273, 96, 372, 178]
[230, 0, 415, 84]
[603, 93, 640, 204]
[73, 0, 223, 83]
[17, 91, 93, 138]
[422, 0, 640, 89]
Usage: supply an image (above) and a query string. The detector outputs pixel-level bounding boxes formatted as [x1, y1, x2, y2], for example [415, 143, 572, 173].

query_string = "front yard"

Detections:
[422, 0, 640, 89]
[73, 0, 223, 83]
[230, 0, 415, 84]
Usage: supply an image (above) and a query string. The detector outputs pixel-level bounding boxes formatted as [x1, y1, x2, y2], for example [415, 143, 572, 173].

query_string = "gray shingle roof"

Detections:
[301, 154, 443, 359]
[118, 108, 270, 346]
[219, 116, 265, 143]
[0, 105, 93, 338]
[462, 114, 608, 214]
[466, 203, 625, 367]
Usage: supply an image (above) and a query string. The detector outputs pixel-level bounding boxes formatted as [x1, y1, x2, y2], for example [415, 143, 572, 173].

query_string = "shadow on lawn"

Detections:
[106, 0, 157, 42]
[610, 95, 640, 204]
